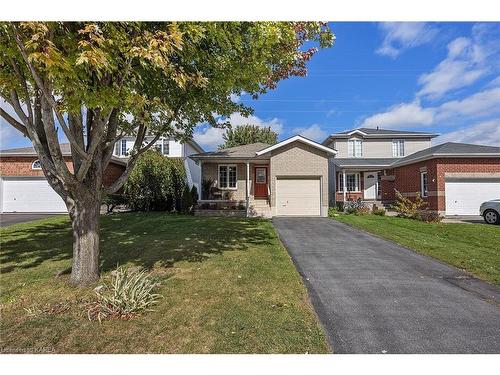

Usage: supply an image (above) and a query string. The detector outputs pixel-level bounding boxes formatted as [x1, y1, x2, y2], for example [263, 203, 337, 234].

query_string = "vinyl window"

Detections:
[348, 139, 362, 158]
[218, 165, 237, 189]
[392, 139, 405, 157]
[338, 173, 360, 192]
[420, 171, 428, 197]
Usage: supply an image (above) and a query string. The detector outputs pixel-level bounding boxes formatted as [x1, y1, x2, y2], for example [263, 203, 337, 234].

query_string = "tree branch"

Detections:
[11, 24, 88, 159]
[0, 106, 29, 137]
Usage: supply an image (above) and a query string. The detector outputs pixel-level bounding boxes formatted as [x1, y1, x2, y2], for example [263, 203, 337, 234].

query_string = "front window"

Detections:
[420, 171, 428, 197]
[121, 139, 127, 156]
[31, 159, 42, 170]
[218, 165, 237, 189]
[338, 173, 360, 192]
[162, 139, 169, 155]
[392, 139, 405, 157]
[348, 139, 362, 158]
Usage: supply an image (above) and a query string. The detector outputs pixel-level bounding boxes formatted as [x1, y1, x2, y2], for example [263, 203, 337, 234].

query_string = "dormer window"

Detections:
[392, 139, 405, 157]
[348, 138, 362, 158]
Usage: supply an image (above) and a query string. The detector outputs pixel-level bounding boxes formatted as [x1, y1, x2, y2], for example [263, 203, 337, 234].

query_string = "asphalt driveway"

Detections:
[273, 217, 500, 354]
[0, 213, 64, 227]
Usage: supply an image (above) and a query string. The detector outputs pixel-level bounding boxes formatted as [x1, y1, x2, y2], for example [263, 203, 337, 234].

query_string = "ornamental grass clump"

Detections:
[88, 266, 161, 322]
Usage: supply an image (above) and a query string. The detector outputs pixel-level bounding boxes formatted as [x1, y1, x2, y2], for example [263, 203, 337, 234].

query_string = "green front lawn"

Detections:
[334, 214, 500, 286]
[0, 213, 329, 353]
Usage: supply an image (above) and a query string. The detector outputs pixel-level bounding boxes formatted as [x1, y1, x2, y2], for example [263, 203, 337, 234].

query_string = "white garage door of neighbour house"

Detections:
[1, 177, 67, 213]
[445, 177, 500, 215]
[276, 177, 321, 216]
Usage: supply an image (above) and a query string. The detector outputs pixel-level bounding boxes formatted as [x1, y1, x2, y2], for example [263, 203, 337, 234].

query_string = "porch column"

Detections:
[342, 169, 347, 202]
[246, 162, 250, 217]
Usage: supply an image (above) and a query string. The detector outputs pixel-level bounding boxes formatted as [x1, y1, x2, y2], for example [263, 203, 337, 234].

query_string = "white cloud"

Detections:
[436, 87, 500, 121]
[291, 124, 327, 142]
[193, 113, 284, 150]
[416, 33, 496, 99]
[376, 22, 438, 58]
[361, 101, 435, 129]
[435, 119, 500, 146]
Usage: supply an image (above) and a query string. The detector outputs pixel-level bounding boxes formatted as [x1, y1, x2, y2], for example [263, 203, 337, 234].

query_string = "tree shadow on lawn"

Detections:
[0, 213, 274, 275]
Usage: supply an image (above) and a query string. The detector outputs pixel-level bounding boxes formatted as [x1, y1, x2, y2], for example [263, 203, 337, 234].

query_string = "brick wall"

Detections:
[392, 157, 500, 211]
[270, 141, 329, 216]
[0, 156, 125, 187]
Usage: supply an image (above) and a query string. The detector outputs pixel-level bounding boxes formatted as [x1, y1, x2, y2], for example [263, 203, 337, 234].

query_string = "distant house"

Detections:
[0, 137, 204, 213]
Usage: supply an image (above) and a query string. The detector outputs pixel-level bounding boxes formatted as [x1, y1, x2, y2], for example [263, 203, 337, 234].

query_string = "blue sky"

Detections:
[2, 22, 500, 151]
[193, 22, 500, 150]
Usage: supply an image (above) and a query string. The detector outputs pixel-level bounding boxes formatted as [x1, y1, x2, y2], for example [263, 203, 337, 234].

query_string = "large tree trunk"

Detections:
[68, 193, 102, 286]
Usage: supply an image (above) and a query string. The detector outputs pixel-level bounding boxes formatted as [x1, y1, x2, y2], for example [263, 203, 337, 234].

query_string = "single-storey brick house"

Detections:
[0, 144, 126, 213]
[190, 135, 337, 217]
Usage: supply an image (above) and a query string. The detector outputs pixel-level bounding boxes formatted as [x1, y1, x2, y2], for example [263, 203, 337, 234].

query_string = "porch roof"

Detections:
[333, 158, 398, 169]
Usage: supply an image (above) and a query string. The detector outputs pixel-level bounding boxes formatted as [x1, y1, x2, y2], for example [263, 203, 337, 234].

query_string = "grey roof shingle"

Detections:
[391, 142, 500, 166]
[335, 127, 437, 136]
[190, 142, 271, 159]
[0, 144, 72, 155]
[0, 143, 127, 165]
[333, 158, 398, 168]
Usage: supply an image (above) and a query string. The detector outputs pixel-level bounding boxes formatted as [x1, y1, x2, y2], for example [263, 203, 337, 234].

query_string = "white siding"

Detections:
[327, 137, 432, 158]
[184, 142, 201, 193]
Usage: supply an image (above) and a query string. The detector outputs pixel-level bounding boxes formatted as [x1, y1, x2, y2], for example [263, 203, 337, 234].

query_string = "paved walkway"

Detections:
[273, 217, 500, 353]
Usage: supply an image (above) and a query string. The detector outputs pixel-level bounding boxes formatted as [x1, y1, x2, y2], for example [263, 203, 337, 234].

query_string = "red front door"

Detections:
[254, 166, 268, 198]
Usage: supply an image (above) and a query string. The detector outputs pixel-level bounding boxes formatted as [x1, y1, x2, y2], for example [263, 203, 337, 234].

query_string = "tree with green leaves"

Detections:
[219, 124, 278, 149]
[0, 22, 334, 286]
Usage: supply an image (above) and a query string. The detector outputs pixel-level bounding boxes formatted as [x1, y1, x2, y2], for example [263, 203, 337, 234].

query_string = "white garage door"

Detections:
[1, 177, 66, 213]
[276, 177, 321, 216]
[445, 178, 500, 215]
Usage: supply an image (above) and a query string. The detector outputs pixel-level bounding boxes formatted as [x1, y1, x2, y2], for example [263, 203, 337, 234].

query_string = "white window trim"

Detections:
[420, 171, 428, 197]
[392, 139, 405, 157]
[218, 164, 238, 190]
[348, 138, 363, 158]
[121, 139, 127, 156]
[337, 172, 361, 192]
[31, 159, 42, 170]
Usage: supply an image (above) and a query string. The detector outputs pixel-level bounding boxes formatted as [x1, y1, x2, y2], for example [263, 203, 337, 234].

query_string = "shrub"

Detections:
[328, 207, 340, 217]
[373, 208, 386, 216]
[88, 266, 161, 322]
[190, 185, 199, 207]
[182, 185, 193, 213]
[335, 201, 344, 212]
[102, 194, 128, 213]
[124, 150, 186, 211]
[355, 206, 371, 215]
[415, 210, 443, 223]
[393, 190, 428, 218]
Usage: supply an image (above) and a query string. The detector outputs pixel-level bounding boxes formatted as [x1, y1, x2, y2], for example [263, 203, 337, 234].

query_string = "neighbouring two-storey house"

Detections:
[112, 136, 204, 192]
[322, 128, 500, 216]
[322, 127, 437, 205]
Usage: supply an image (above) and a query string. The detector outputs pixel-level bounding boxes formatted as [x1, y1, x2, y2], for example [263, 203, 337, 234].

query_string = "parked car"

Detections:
[479, 199, 500, 225]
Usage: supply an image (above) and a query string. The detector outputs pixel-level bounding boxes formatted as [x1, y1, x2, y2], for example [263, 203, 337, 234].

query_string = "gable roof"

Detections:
[189, 142, 272, 160]
[0, 143, 127, 166]
[322, 127, 438, 144]
[256, 135, 337, 156]
[391, 142, 500, 167]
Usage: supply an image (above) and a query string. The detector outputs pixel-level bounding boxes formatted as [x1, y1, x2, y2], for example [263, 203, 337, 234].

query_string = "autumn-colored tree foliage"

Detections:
[220, 124, 278, 149]
[0, 22, 334, 286]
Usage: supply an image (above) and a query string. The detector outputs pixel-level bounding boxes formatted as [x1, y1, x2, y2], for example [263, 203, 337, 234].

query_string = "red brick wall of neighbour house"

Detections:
[393, 160, 439, 210]
[335, 171, 364, 201]
[434, 158, 500, 212]
[380, 168, 395, 202]
[0, 156, 125, 187]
